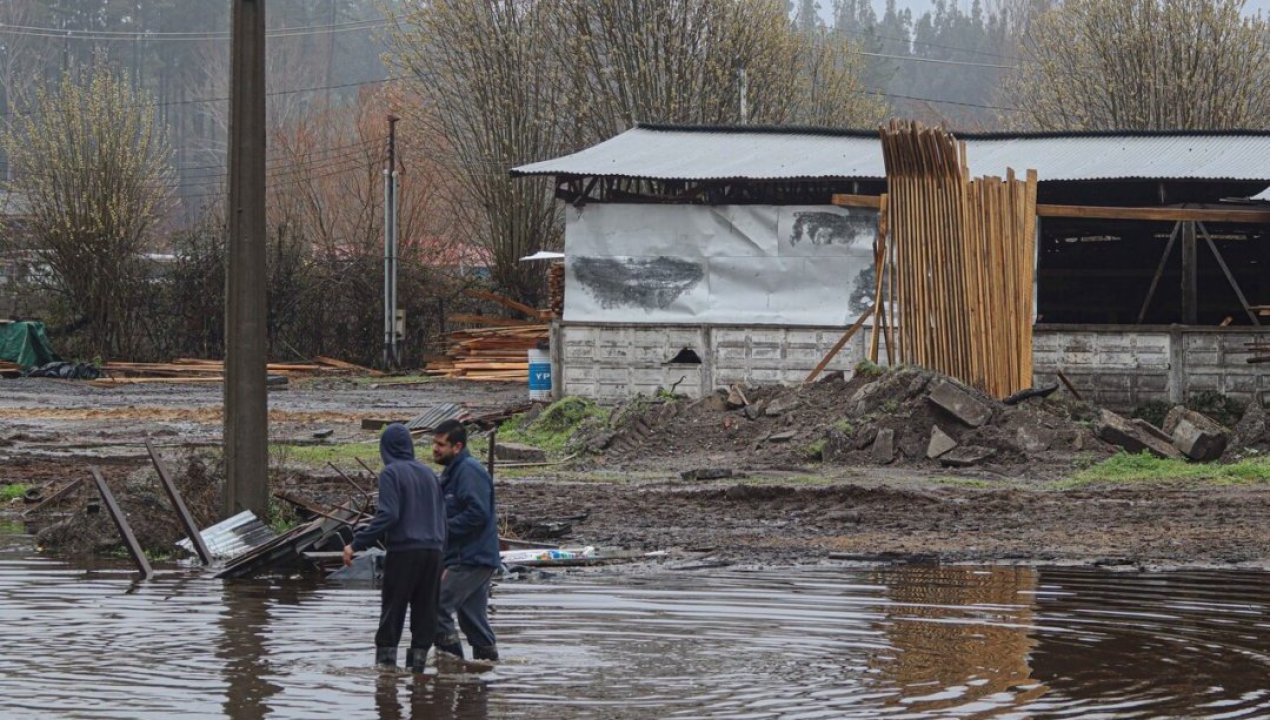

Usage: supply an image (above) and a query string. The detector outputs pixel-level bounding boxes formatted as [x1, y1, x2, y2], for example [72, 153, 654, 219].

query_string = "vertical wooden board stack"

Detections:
[874, 120, 1038, 399]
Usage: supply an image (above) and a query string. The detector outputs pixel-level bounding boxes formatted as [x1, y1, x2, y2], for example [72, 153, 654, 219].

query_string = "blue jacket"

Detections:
[351, 424, 446, 553]
[440, 448, 500, 568]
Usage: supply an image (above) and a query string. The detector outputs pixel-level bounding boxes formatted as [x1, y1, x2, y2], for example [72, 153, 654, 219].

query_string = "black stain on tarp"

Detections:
[574, 256, 704, 310]
[789, 211, 874, 247]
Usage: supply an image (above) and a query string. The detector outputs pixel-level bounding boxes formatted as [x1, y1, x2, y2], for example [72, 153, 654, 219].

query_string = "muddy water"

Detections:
[0, 531, 1267, 719]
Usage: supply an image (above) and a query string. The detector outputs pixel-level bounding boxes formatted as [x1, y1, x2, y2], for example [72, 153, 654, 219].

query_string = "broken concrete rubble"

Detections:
[927, 426, 957, 459]
[1095, 409, 1183, 460]
[493, 442, 548, 464]
[939, 446, 997, 468]
[928, 381, 993, 428]
[871, 428, 895, 464]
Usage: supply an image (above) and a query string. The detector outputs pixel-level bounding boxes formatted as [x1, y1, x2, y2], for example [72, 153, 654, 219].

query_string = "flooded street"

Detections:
[1, 529, 1267, 719]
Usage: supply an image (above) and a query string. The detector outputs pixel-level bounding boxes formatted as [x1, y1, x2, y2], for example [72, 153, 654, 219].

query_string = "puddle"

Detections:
[0, 531, 1266, 718]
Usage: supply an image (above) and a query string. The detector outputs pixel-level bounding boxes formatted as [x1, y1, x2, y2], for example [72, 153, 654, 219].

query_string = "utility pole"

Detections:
[383, 115, 400, 369]
[224, 0, 268, 521]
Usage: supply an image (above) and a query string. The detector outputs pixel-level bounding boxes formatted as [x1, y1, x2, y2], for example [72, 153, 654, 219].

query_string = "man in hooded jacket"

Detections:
[343, 423, 446, 671]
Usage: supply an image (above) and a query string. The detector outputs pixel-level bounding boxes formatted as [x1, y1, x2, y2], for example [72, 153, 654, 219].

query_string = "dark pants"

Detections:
[435, 564, 497, 650]
[376, 548, 443, 651]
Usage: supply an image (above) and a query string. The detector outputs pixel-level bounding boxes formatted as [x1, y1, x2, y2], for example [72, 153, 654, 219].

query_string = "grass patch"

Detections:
[272, 441, 381, 468]
[498, 396, 609, 454]
[832, 419, 854, 434]
[0, 484, 32, 502]
[854, 359, 886, 379]
[805, 438, 827, 461]
[1063, 451, 1270, 487]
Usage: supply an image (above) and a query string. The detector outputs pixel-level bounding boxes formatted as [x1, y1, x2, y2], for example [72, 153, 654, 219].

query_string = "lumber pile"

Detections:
[425, 324, 547, 382]
[547, 262, 565, 318]
[876, 119, 1038, 399]
[87, 356, 382, 385]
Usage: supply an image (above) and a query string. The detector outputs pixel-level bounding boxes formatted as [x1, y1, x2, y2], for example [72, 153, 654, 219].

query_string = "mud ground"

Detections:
[2, 377, 1267, 570]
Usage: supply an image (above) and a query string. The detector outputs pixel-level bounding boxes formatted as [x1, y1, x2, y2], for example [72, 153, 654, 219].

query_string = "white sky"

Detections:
[862, 0, 1270, 18]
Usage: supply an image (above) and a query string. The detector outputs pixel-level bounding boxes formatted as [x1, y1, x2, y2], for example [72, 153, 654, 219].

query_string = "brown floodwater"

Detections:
[0, 529, 1266, 719]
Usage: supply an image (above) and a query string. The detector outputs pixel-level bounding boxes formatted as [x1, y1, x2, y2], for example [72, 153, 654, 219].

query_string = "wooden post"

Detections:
[90, 467, 153, 580]
[147, 441, 213, 566]
[1181, 220, 1198, 325]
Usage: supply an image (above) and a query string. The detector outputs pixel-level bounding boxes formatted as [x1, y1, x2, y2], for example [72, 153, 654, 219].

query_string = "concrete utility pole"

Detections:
[383, 115, 400, 369]
[224, 0, 269, 521]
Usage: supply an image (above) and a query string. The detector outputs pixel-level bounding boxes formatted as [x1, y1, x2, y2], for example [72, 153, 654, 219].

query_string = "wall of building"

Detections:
[553, 321, 1268, 410]
[1033, 325, 1268, 410]
[553, 322, 869, 401]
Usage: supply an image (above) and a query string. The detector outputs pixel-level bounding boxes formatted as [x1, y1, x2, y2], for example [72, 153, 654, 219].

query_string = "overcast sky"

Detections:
[861, 0, 1270, 17]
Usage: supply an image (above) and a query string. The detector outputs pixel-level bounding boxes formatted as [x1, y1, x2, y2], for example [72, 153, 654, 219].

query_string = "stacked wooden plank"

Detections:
[877, 120, 1038, 399]
[88, 357, 381, 385]
[548, 262, 565, 318]
[426, 324, 548, 382]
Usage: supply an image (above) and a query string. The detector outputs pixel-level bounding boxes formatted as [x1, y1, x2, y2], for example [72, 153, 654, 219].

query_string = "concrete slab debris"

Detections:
[1095, 409, 1183, 459]
[939, 445, 997, 467]
[871, 428, 895, 464]
[928, 381, 992, 428]
[927, 426, 957, 459]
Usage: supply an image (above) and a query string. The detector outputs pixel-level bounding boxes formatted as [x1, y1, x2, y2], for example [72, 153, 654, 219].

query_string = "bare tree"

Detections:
[1003, 0, 1270, 130]
[385, 0, 884, 304]
[0, 72, 173, 358]
[557, 0, 883, 137]
[387, 0, 571, 306]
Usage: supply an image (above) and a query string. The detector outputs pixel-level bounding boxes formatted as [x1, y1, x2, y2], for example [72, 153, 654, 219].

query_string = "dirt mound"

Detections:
[580, 366, 1112, 478]
[1225, 401, 1270, 460]
[35, 452, 223, 557]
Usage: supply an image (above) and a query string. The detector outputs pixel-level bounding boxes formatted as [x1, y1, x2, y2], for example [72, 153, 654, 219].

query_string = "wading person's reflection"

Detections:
[374, 676, 491, 720]
[218, 583, 282, 720]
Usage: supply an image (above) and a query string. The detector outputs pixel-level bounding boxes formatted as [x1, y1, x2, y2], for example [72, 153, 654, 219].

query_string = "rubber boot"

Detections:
[435, 641, 464, 660]
[405, 646, 429, 673]
[375, 646, 397, 668]
[472, 644, 499, 662]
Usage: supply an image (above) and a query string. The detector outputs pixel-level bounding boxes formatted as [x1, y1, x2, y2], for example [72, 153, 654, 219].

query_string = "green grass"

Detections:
[0, 484, 31, 502]
[832, 419, 854, 434]
[1063, 451, 1270, 487]
[497, 396, 609, 454]
[272, 441, 381, 468]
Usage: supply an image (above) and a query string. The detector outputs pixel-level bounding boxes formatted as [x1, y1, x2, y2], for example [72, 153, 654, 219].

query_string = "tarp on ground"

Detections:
[0, 321, 60, 369]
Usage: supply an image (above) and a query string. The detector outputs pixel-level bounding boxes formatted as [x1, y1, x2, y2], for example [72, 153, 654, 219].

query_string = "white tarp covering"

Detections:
[564, 204, 878, 325]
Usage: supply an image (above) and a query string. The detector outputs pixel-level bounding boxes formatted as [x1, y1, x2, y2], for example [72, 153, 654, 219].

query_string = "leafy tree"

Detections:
[0, 72, 172, 357]
[1005, 0, 1270, 130]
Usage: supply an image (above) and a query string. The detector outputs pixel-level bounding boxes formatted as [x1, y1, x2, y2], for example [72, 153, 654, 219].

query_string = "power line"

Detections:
[856, 50, 1014, 70]
[0, 18, 390, 41]
[837, 27, 1023, 63]
[866, 89, 1021, 113]
[0, 75, 408, 120]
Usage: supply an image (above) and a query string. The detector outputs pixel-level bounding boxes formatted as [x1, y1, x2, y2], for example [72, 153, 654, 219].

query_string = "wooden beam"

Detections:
[1197, 222, 1261, 326]
[1037, 204, 1270, 224]
[1136, 222, 1181, 324]
[1182, 221, 1198, 325]
[804, 305, 874, 384]
[147, 440, 213, 566]
[831, 193, 883, 209]
[90, 467, 153, 580]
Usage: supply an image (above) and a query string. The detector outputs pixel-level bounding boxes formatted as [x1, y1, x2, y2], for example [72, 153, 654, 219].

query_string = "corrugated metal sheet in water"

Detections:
[513, 126, 1270, 183]
[406, 402, 471, 432]
[177, 510, 276, 561]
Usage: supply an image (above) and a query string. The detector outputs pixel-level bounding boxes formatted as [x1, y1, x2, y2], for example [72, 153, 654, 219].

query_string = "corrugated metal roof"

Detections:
[1254, 186, 1270, 201]
[512, 124, 1270, 183]
[177, 510, 276, 561]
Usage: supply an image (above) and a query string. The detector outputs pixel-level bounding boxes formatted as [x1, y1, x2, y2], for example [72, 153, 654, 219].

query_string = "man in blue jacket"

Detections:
[431, 419, 501, 662]
[343, 423, 446, 671]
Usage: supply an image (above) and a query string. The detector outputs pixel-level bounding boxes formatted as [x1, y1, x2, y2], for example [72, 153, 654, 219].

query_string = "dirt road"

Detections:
[2, 377, 1266, 570]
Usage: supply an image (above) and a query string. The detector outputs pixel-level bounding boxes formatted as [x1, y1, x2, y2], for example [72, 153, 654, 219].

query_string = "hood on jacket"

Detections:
[380, 423, 415, 464]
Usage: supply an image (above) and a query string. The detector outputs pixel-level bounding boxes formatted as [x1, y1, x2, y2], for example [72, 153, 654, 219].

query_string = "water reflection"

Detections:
[375, 675, 491, 720]
[219, 582, 282, 720]
[0, 528, 1266, 720]
[871, 565, 1046, 713]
